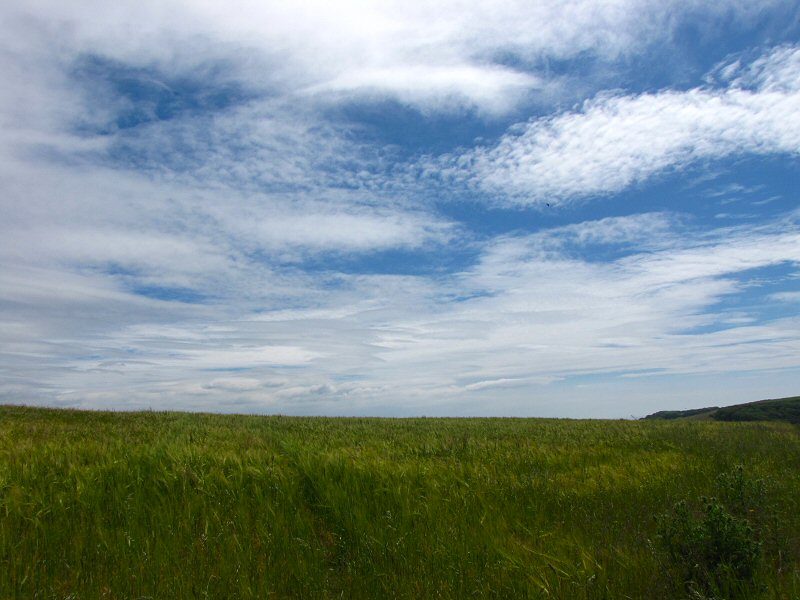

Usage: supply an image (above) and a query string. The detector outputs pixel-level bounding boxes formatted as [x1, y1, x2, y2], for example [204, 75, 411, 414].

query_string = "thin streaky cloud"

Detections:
[449, 45, 800, 206]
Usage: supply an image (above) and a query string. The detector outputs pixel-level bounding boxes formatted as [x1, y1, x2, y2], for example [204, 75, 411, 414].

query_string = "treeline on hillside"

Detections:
[715, 396, 800, 424]
[644, 396, 800, 424]
[643, 407, 718, 420]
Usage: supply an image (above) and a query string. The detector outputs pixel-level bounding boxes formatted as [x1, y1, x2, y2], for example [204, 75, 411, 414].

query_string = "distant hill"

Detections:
[642, 406, 719, 421]
[643, 396, 800, 424]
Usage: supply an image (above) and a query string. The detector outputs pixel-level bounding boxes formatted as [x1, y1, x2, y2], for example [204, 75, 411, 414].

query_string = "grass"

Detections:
[1, 405, 799, 598]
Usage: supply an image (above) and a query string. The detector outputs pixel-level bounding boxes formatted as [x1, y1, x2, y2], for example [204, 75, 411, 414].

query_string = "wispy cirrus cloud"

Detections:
[771, 291, 800, 303]
[447, 45, 800, 206]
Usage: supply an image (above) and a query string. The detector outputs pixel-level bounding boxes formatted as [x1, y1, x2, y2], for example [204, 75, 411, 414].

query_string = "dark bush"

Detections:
[654, 468, 763, 597]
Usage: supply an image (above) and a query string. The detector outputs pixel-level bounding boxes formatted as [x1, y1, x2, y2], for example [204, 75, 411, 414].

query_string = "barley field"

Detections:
[1, 406, 798, 599]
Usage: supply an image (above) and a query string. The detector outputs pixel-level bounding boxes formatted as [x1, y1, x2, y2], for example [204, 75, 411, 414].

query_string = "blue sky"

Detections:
[1, 0, 799, 417]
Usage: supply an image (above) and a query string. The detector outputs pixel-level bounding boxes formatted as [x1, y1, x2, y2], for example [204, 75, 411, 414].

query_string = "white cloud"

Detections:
[171, 346, 319, 369]
[521, 212, 679, 252]
[771, 291, 800, 303]
[723, 44, 800, 93]
[3, 214, 799, 415]
[13, 212, 798, 415]
[1, 0, 799, 416]
[0, 145, 453, 291]
[213, 202, 454, 257]
[2, 0, 787, 115]
[463, 377, 558, 391]
[305, 64, 540, 115]
[201, 377, 278, 393]
[451, 45, 800, 205]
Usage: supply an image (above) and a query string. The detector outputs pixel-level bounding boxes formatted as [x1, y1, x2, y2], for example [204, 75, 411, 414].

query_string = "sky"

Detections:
[1, 1, 799, 418]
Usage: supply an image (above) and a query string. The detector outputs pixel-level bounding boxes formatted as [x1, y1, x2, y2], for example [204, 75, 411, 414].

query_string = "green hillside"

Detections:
[642, 406, 719, 420]
[715, 396, 800, 424]
[1, 406, 799, 599]
[644, 396, 800, 424]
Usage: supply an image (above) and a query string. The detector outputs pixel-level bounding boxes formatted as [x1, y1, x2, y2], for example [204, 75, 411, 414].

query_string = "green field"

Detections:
[1, 406, 799, 599]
